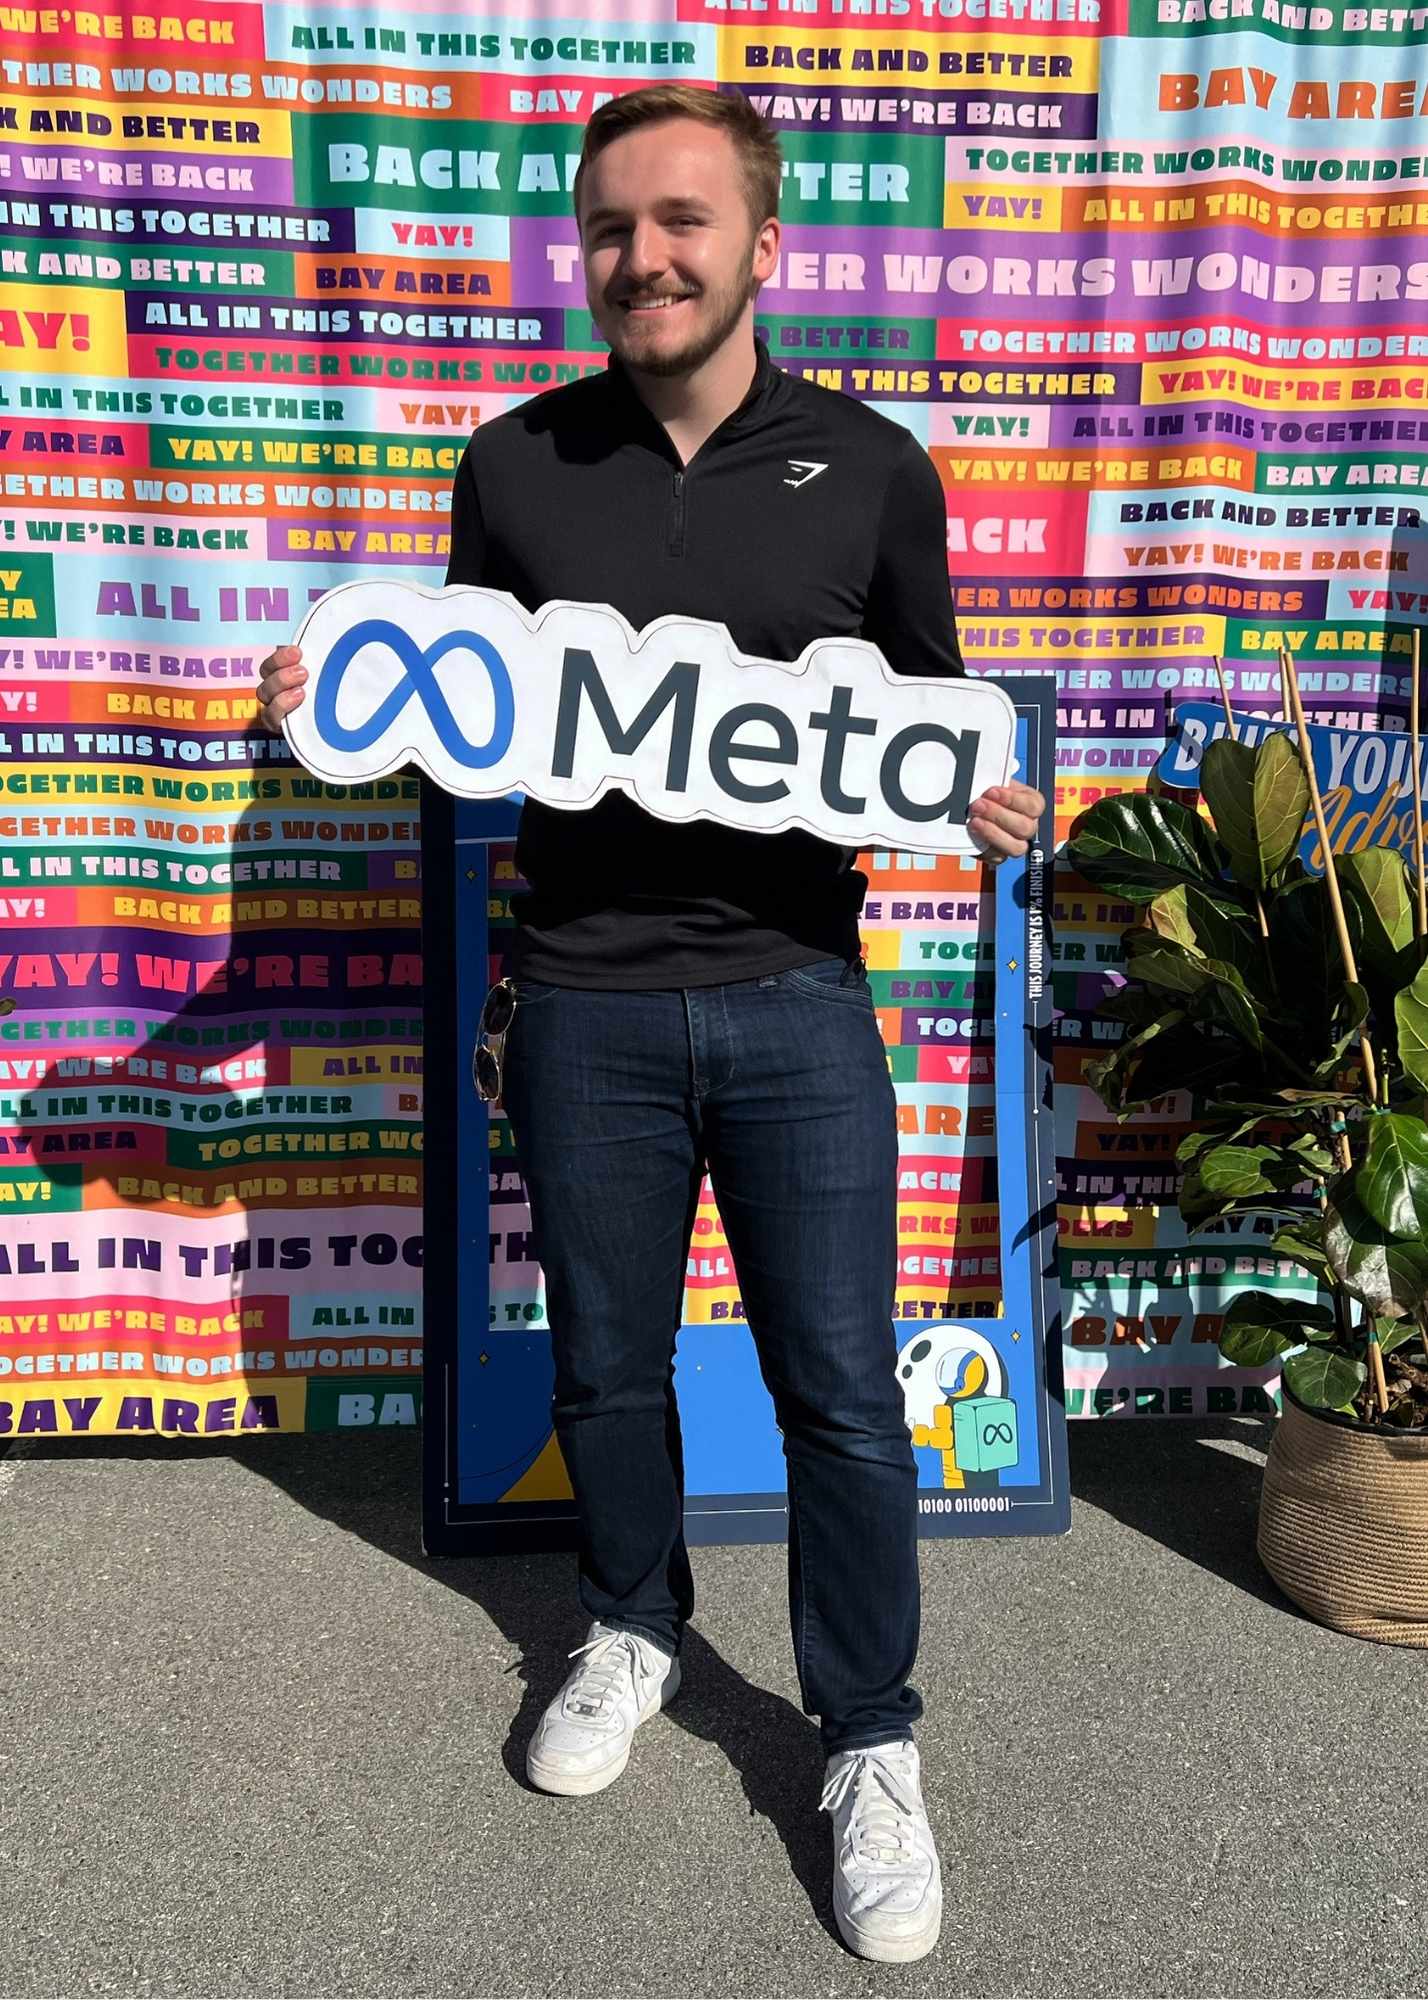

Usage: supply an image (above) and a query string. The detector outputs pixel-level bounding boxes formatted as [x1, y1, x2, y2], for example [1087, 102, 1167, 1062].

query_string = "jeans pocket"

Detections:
[510, 977, 562, 1007]
[489, 981, 561, 1091]
[785, 958, 874, 1008]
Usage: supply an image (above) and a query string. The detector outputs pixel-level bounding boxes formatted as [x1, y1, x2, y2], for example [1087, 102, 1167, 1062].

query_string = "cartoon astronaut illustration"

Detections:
[896, 1325, 1020, 1490]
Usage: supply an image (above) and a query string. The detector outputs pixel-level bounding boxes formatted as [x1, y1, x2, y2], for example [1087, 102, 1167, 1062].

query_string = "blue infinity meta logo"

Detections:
[285, 582, 1018, 858]
[316, 620, 515, 771]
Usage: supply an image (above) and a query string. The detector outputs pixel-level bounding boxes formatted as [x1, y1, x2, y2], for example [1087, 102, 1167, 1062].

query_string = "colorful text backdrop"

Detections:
[0, 0, 1423, 1437]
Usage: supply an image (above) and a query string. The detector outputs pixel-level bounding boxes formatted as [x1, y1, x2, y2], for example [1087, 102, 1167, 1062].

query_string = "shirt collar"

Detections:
[605, 337, 781, 449]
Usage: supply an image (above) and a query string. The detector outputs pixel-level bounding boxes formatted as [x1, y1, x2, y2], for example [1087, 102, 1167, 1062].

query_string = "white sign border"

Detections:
[285, 579, 1018, 857]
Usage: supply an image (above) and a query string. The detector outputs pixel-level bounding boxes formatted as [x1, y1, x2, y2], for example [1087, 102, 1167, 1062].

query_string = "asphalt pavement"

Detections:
[3, 1416, 1424, 2000]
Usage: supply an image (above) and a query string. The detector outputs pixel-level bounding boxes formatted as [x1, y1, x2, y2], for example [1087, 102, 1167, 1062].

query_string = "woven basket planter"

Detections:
[1258, 1378, 1428, 1646]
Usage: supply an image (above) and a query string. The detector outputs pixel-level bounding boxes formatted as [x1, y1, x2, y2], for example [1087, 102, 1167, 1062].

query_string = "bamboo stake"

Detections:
[1412, 625, 1427, 943]
[1281, 647, 1388, 1416]
[1367, 1323, 1391, 1417]
[1280, 647, 1378, 1102]
[1211, 655, 1271, 944]
[1211, 653, 1236, 735]
[1403, 627, 1428, 1410]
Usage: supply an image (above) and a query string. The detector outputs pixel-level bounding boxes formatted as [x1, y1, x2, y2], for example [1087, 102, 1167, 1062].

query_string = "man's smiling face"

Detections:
[578, 117, 779, 379]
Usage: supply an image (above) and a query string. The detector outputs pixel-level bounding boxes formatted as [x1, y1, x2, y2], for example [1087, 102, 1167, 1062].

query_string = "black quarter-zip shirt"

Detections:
[444, 339, 964, 989]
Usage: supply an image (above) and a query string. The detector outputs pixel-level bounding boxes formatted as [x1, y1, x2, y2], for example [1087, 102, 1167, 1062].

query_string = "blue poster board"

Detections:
[422, 683, 1066, 1554]
[1155, 703, 1428, 871]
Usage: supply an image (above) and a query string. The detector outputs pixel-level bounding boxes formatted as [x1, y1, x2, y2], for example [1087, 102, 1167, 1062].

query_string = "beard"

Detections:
[599, 260, 758, 379]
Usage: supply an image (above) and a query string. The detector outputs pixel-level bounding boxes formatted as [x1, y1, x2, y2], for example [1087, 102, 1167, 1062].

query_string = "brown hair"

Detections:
[573, 85, 782, 233]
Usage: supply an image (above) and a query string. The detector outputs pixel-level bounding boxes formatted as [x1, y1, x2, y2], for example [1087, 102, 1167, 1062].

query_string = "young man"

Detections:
[259, 85, 1043, 1965]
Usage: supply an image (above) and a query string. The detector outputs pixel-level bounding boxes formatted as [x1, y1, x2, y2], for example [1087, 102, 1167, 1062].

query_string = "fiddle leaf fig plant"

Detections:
[1067, 731, 1428, 1430]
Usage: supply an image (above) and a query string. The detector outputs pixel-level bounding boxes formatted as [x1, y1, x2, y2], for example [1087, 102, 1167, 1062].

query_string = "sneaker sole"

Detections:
[525, 1657, 681, 1798]
[834, 1891, 943, 1966]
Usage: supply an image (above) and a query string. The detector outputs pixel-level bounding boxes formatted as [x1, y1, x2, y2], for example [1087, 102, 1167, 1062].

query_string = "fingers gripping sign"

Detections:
[257, 644, 309, 736]
[968, 781, 1047, 863]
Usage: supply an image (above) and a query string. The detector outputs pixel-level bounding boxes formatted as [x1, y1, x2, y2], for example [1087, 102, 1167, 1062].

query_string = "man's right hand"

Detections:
[257, 645, 308, 735]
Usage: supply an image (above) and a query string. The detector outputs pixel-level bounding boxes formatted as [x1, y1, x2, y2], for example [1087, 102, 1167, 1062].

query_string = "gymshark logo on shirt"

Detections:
[784, 460, 827, 489]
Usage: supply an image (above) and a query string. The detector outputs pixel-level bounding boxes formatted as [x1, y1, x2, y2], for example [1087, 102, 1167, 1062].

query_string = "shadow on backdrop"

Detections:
[10, 772, 424, 1436]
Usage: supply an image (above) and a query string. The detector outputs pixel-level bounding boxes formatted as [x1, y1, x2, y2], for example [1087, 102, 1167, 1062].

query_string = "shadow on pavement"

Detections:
[1065, 1413, 1301, 1617]
[253, 1428, 839, 1940]
[12, 1427, 838, 1940]
[4, 1411, 1306, 1937]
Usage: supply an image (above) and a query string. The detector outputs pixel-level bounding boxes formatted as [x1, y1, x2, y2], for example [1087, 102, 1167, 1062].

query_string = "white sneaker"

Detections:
[821, 1738, 943, 1963]
[525, 1621, 681, 1797]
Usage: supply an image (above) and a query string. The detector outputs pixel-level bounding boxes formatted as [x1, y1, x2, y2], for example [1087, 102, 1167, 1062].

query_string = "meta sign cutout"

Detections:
[285, 581, 1018, 856]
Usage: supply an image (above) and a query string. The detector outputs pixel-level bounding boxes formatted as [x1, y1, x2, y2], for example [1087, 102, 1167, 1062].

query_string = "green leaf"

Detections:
[1193, 1094, 1351, 1129]
[1283, 1345, 1367, 1411]
[1202, 966, 1267, 1054]
[1313, 982, 1372, 1086]
[1339, 849, 1414, 984]
[1198, 737, 1260, 884]
[1220, 1322, 1297, 1367]
[1122, 931, 1269, 1059]
[1178, 1141, 1307, 1225]
[1219, 1288, 1335, 1366]
[1196, 1099, 1290, 1119]
[1145, 882, 1268, 996]
[1253, 732, 1313, 881]
[1142, 883, 1204, 953]
[1199, 732, 1308, 891]
[1086, 1012, 1239, 1113]
[1121, 932, 1214, 996]
[1066, 794, 1230, 902]
[1085, 1009, 1186, 1110]
[1271, 1221, 1335, 1285]
[1176, 1117, 1265, 1165]
[1395, 957, 1428, 1093]
[1097, 983, 1165, 1027]
[1177, 1108, 1334, 1178]
[1285, 1132, 1336, 1176]
[1224, 1288, 1336, 1336]
[1199, 1142, 1285, 1197]
[1377, 1318, 1421, 1359]
[1199, 1141, 1318, 1201]
[1177, 1160, 1240, 1226]
[1324, 1189, 1428, 1318]
[1356, 1112, 1428, 1241]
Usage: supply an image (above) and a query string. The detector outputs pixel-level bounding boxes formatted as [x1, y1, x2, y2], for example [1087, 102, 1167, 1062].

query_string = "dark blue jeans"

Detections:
[500, 956, 922, 1755]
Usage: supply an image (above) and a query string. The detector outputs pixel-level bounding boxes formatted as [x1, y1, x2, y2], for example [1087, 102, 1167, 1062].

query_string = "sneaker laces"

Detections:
[820, 1745, 921, 1868]
[561, 1628, 651, 1722]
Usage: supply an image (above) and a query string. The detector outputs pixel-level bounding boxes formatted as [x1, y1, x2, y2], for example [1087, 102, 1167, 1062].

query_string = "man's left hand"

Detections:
[967, 781, 1045, 861]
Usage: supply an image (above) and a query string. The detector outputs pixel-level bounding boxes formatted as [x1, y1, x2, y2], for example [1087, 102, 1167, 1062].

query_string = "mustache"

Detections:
[612, 287, 700, 304]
